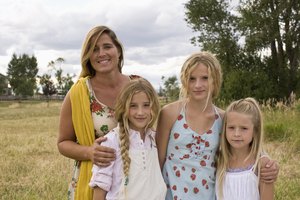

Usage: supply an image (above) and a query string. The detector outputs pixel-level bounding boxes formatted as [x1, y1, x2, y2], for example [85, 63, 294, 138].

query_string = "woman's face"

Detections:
[90, 33, 120, 74]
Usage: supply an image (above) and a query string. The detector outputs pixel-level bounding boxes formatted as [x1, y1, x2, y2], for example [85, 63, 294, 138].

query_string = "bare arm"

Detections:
[156, 102, 181, 169]
[57, 92, 115, 166]
[93, 187, 107, 200]
[260, 157, 274, 200]
[260, 156, 279, 183]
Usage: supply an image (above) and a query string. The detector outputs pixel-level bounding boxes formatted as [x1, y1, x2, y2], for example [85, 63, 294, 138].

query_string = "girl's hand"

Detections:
[90, 137, 116, 167]
[260, 159, 279, 183]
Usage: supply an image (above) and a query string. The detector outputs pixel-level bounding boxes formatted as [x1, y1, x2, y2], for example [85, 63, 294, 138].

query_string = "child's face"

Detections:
[188, 63, 210, 101]
[225, 111, 254, 152]
[128, 91, 151, 134]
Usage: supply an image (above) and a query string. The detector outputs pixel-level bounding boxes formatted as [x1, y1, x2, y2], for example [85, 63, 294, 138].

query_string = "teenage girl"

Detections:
[156, 51, 224, 199]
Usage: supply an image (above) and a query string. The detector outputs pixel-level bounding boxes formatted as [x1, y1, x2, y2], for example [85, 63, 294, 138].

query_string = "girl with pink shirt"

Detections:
[89, 78, 166, 200]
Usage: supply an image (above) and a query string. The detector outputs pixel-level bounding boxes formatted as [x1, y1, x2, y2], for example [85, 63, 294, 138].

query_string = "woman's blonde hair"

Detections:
[216, 97, 264, 199]
[114, 78, 160, 185]
[180, 51, 222, 108]
[80, 25, 124, 77]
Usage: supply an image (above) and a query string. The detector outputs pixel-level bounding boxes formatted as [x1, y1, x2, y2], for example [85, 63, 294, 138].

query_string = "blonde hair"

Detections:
[79, 25, 124, 77]
[216, 97, 264, 199]
[180, 51, 222, 105]
[114, 78, 160, 185]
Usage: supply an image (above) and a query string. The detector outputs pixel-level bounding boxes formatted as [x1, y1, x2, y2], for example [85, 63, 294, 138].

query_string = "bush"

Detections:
[264, 123, 291, 142]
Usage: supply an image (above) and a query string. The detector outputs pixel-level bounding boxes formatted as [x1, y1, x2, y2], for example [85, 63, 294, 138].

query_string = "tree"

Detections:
[185, 0, 241, 73]
[157, 85, 165, 97]
[38, 74, 57, 96]
[48, 57, 65, 94]
[162, 75, 180, 102]
[61, 73, 75, 95]
[7, 54, 39, 97]
[222, 67, 277, 101]
[0, 74, 7, 95]
[46, 57, 75, 95]
[184, 0, 300, 100]
[238, 0, 300, 98]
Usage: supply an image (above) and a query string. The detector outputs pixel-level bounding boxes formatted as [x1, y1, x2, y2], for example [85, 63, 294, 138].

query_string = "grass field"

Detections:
[0, 100, 299, 199]
[0, 101, 72, 200]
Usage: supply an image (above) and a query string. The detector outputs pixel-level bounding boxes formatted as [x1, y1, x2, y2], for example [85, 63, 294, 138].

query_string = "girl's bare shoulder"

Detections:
[158, 100, 184, 129]
[161, 100, 184, 116]
[215, 106, 225, 119]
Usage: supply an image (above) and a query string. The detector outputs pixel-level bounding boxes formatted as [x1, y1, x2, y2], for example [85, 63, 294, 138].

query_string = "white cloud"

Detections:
[0, 0, 199, 89]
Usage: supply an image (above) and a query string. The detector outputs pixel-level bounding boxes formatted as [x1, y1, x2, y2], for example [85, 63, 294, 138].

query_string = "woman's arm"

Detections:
[156, 102, 181, 169]
[260, 157, 279, 183]
[57, 92, 115, 165]
[90, 132, 119, 199]
[259, 157, 274, 200]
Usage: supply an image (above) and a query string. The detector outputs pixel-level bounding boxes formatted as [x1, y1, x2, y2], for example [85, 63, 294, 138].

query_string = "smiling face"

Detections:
[90, 33, 121, 74]
[128, 91, 152, 134]
[225, 111, 255, 153]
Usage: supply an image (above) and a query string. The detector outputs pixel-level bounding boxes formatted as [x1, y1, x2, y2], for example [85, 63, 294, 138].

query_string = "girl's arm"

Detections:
[259, 157, 275, 200]
[57, 92, 116, 166]
[156, 102, 181, 169]
[93, 187, 107, 200]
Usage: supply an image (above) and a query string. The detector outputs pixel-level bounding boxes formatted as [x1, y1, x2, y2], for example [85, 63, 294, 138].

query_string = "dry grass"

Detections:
[0, 100, 299, 199]
[0, 101, 72, 200]
[262, 100, 300, 200]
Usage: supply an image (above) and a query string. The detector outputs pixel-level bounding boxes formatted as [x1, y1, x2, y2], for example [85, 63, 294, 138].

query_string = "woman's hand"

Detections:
[90, 137, 116, 167]
[260, 159, 279, 183]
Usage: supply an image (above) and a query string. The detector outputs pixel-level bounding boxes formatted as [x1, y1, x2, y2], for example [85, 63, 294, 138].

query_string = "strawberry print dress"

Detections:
[162, 104, 222, 200]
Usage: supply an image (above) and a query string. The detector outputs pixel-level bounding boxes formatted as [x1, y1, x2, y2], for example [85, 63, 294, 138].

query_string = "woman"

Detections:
[57, 25, 138, 200]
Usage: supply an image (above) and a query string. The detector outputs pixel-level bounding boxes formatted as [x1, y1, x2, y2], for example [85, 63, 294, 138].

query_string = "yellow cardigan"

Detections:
[70, 77, 94, 200]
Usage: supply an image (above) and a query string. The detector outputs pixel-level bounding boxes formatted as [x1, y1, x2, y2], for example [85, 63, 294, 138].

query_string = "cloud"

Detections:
[0, 0, 199, 89]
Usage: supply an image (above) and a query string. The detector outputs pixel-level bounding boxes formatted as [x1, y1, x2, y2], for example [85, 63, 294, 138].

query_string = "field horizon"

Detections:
[0, 100, 299, 199]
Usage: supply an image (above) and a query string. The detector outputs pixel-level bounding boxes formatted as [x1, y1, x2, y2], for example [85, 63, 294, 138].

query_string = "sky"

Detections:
[0, 0, 201, 89]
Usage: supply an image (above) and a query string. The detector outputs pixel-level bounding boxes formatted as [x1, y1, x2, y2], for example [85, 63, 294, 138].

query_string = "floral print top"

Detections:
[67, 75, 140, 200]
[86, 79, 117, 138]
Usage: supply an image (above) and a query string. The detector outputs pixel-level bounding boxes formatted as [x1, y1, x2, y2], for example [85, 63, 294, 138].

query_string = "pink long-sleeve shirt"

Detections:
[89, 127, 156, 199]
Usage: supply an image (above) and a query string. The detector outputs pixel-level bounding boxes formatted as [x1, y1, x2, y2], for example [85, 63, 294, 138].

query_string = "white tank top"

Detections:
[216, 165, 259, 200]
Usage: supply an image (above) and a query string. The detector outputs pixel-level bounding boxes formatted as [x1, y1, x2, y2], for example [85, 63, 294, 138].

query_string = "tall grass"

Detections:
[262, 99, 300, 200]
[0, 101, 72, 200]
[0, 100, 299, 199]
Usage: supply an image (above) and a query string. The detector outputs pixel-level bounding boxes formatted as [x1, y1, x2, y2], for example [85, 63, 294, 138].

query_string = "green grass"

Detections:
[0, 100, 299, 199]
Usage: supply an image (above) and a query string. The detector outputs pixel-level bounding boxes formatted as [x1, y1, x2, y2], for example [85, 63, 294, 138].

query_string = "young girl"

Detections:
[216, 98, 274, 200]
[89, 78, 167, 200]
